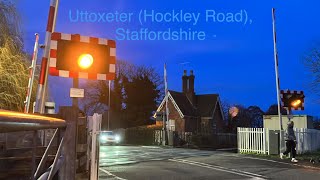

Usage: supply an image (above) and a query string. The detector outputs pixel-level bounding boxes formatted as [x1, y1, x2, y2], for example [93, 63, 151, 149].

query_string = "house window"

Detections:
[201, 119, 210, 134]
[167, 119, 175, 131]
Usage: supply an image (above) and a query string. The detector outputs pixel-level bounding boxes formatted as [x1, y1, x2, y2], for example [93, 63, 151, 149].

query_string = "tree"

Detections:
[304, 45, 320, 98]
[123, 66, 161, 127]
[82, 80, 113, 114]
[0, 1, 34, 112]
[82, 61, 162, 128]
[82, 60, 137, 114]
[247, 106, 264, 128]
[265, 104, 287, 115]
[232, 105, 251, 128]
[313, 116, 320, 130]
[220, 100, 233, 132]
[224, 104, 264, 131]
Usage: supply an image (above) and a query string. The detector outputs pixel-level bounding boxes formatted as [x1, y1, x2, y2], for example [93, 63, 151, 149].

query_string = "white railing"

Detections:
[237, 128, 269, 154]
[238, 127, 320, 155]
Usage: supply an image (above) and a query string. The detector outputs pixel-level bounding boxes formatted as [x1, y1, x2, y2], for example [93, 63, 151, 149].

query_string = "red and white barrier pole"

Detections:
[272, 8, 285, 156]
[24, 33, 40, 113]
[35, 0, 59, 113]
[272, 8, 283, 130]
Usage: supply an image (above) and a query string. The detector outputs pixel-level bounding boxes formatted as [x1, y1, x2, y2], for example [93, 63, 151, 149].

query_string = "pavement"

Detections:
[94, 145, 320, 180]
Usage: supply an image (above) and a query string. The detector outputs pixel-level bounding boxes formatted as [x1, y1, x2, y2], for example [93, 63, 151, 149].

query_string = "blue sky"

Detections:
[16, 0, 320, 115]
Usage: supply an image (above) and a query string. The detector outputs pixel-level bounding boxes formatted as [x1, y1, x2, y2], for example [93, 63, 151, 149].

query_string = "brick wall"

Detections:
[159, 99, 185, 132]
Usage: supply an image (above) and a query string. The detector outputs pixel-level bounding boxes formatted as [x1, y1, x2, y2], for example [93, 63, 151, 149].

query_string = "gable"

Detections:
[154, 91, 223, 121]
[196, 94, 219, 117]
[154, 91, 184, 118]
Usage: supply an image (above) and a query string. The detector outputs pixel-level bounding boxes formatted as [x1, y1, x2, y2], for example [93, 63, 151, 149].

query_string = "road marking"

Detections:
[99, 167, 127, 180]
[180, 159, 268, 179]
[217, 154, 320, 171]
[151, 158, 165, 161]
[141, 146, 160, 148]
[169, 159, 267, 180]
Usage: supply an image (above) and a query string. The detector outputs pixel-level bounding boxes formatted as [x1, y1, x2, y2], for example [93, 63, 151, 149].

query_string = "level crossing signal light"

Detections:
[49, 32, 116, 80]
[78, 54, 94, 69]
[280, 90, 305, 110]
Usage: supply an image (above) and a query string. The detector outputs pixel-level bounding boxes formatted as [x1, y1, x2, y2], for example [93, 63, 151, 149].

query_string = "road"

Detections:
[98, 146, 320, 180]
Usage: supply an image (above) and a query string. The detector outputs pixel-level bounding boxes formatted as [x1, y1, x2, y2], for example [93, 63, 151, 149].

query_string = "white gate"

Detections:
[87, 113, 102, 180]
[237, 128, 269, 154]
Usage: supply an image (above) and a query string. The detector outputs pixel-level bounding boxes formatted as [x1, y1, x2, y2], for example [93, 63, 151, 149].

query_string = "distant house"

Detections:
[155, 70, 224, 134]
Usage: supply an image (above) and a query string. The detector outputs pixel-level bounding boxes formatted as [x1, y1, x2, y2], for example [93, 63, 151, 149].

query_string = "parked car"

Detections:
[99, 131, 121, 145]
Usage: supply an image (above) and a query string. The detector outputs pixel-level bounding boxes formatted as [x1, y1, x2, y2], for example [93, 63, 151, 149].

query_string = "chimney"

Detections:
[182, 70, 188, 93]
[189, 70, 195, 94]
[187, 70, 195, 105]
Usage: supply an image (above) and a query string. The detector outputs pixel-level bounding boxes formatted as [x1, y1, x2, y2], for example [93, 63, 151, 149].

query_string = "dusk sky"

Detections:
[16, 0, 320, 116]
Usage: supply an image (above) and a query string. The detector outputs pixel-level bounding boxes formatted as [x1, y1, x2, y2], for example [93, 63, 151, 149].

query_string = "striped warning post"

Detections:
[35, 0, 59, 113]
[24, 33, 40, 113]
[49, 32, 116, 80]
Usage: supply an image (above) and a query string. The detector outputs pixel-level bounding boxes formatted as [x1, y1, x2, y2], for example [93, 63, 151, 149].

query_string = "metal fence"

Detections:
[294, 128, 320, 154]
[0, 109, 66, 180]
[120, 128, 236, 148]
[216, 133, 237, 148]
[238, 127, 320, 155]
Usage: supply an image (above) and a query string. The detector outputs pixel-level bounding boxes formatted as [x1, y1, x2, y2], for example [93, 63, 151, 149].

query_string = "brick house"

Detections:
[155, 70, 224, 134]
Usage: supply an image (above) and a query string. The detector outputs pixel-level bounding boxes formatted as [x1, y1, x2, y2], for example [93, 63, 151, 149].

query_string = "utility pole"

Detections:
[72, 78, 79, 108]
[287, 108, 292, 122]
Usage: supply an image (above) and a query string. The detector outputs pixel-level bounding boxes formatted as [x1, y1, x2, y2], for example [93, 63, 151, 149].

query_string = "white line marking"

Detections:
[169, 159, 267, 180]
[218, 154, 320, 171]
[99, 167, 127, 180]
[178, 159, 267, 178]
[141, 146, 160, 148]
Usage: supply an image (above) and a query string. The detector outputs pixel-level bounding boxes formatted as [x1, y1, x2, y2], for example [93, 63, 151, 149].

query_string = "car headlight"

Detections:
[115, 135, 121, 142]
[100, 135, 107, 141]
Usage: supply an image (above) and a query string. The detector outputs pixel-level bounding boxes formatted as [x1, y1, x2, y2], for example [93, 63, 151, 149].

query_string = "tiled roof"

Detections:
[169, 90, 198, 116]
[169, 90, 219, 117]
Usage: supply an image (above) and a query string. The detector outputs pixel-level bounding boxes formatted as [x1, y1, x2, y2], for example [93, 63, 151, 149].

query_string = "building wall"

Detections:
[159, 99, 185, 132]
[212, 102, 224, 133]
[185, 116, 200, 132]
[263, 115, 314, 130]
